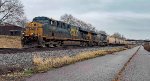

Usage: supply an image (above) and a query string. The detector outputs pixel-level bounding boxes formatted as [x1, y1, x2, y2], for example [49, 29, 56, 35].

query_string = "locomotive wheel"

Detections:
[45, 44, 54, 48]
[83, 42, 86, 47]
[49, 44, 55, 48]
[88, 42, 93, 47]
[45, 44, 50, 47]
[55, 41, 62, 47]
[80, 42, 84, 47]
[53, 44, 57, 47]
[38, 37, 46, 47]
[84, 42, 88, 47]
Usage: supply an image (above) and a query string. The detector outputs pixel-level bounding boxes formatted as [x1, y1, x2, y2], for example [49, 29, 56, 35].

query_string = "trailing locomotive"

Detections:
[22, 16, 107, 47]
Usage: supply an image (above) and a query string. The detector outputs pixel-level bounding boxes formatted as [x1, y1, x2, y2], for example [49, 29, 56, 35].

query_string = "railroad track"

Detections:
[0, 46, 105, 54]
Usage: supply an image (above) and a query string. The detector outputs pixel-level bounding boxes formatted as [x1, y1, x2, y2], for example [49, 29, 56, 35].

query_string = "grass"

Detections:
[0, 35, 22, 48]
[0, 71, 33, 81]
[33, 48, 126, 73]
[0, 68, 34, 81]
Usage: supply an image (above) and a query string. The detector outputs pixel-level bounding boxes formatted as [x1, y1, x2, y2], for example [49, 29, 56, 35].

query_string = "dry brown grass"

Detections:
[124, 45, 136, 49]
[0, 35, 22, 48]
[143, 43, 150, 52]
[33, 48, 126, 72]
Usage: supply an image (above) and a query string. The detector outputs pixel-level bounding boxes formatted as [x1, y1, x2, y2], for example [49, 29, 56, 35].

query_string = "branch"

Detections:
[0, 0, 10, 8]
[0, 11, 9, 23]
[0, 2, 17, 23]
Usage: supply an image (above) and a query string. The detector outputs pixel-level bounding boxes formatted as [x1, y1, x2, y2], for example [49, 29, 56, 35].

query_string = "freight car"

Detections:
[22, 16, 107, 47]
[107, 36, 126, 46]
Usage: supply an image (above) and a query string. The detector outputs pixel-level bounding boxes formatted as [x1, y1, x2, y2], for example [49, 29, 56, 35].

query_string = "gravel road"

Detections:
[121, 46, 150, 81]
[26, 46, 140, 81]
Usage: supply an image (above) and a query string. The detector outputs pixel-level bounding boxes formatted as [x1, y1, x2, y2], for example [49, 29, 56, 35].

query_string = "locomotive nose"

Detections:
[25, 22, 43, 36]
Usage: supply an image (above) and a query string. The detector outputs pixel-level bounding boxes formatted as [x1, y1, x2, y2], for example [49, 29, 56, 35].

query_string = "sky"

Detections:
[21, 0, 150, 39]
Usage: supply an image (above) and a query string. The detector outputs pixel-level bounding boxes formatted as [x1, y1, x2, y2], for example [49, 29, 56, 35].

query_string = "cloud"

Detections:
[21, 0, 150, 39]
[75, 11, 150, 39]
[102, 0, 150, 13]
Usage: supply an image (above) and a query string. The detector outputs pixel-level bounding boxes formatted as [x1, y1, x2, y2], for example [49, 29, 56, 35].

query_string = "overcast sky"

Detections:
[21, 0, 150, 39]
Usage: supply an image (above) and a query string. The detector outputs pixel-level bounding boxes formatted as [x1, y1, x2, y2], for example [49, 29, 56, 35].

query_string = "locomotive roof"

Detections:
[100, 33, 107, 36]
[33, 16, 50, 20]
[33, 16, 98, 35]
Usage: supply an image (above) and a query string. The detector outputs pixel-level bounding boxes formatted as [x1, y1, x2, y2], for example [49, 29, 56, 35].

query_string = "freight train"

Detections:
[22, 16, 125, 47]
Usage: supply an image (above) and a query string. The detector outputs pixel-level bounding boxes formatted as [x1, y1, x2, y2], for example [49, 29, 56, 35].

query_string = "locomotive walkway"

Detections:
[26, 46, 146, 81]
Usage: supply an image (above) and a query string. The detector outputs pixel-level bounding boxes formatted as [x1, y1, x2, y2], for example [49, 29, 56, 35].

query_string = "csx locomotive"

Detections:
[22, 16, 124, 47]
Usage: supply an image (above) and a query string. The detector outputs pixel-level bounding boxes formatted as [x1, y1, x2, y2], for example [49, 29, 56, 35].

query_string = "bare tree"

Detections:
[0, 0, 24, 25]
[121, 35, 125, 39]
[111, 32, 126, 40]
[111, 33, 121, 38]
[98, 30, 107, 35]
[16, 16, 28, 27]
[60, 14, 96, 31]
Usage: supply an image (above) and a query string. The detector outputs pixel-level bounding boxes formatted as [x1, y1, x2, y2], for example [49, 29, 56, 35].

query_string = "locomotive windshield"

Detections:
[33, 17, 50, 24]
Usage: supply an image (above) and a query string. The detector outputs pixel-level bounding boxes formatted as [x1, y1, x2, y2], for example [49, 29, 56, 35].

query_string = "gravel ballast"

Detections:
[0, 46, 122, 69]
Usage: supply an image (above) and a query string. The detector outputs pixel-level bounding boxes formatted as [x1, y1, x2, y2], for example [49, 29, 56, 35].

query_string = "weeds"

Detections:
[0, 35, 22, 48]
[33, 48, 126, 73]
